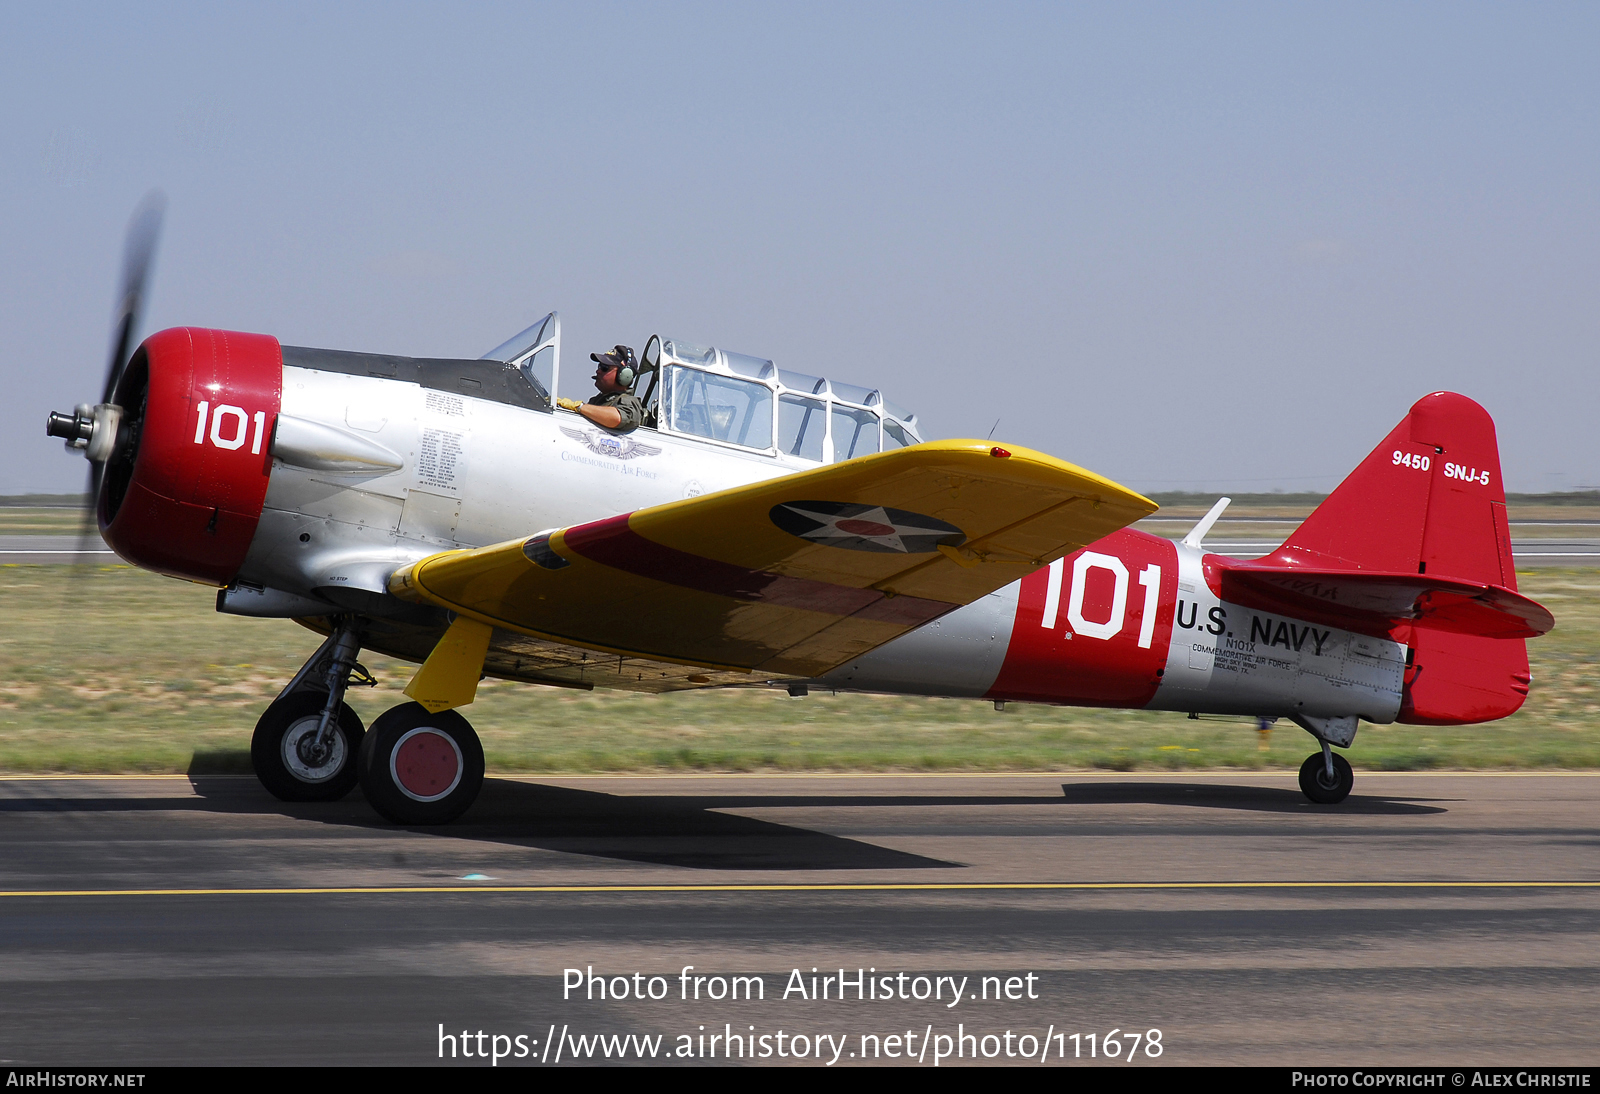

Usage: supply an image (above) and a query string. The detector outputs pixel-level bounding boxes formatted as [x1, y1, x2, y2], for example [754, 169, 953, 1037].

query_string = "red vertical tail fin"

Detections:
[1273, 392, 1515, 587]
[1265, 392, 1531, 724]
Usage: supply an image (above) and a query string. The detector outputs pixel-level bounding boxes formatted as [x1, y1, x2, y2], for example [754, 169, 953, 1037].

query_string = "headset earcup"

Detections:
[616, 366, 634, 388]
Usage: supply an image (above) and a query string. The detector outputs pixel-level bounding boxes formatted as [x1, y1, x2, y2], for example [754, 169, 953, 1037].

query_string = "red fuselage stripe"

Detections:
[562, 515, 956, 627]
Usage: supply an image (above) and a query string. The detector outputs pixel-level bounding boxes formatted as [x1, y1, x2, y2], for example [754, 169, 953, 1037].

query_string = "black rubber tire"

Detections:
[1298, 751, 1354, 805]
[250, 693, 365, 802]
[357, 702, 485, 825]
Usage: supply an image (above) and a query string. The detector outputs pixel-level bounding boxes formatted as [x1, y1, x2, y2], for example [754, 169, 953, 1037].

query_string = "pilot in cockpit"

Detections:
[556, 345, 646, 434]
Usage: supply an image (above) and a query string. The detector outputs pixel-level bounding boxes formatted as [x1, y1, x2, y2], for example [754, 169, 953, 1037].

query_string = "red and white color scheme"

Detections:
[828, 392, 1544, 736]
[101, 327, 283, 585]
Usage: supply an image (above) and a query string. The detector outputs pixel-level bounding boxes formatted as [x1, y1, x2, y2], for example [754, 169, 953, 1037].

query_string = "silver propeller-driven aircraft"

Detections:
[46, 198, 1552, 824]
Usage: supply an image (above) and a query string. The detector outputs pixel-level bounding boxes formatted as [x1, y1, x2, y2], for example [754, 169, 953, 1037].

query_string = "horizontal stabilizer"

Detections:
[1211, 561, 1554, 641]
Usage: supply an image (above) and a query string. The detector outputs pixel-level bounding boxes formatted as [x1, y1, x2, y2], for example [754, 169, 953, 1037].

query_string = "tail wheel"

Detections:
[1298, 751, 1354, 805]
[250, 693, 364, 802]
[358, 702, 484, 825]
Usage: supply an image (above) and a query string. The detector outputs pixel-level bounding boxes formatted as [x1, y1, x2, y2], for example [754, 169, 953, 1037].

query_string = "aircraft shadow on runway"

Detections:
[159, 776, 958, 872]
[0, 770, 1446, 880]
[174, 749, 1450, 818]
[438, 779, 963, 870]
[1056, 781, 1449, 815]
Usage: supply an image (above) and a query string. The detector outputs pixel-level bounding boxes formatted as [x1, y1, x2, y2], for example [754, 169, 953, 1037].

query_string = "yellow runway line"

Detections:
[502, 771, 1600, 780]
[2, 771, 1599, 782]
[0, 880, 1598, 898]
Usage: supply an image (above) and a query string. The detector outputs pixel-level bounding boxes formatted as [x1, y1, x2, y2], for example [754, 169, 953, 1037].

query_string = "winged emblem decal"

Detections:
[561, 426, 663, 460]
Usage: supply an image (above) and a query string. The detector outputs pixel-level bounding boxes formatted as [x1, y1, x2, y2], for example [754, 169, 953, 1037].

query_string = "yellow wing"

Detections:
[388, 440, 1154, 710]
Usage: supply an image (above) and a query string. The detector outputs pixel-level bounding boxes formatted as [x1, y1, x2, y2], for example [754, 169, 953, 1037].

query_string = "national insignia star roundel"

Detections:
[769, 501, 966, 554]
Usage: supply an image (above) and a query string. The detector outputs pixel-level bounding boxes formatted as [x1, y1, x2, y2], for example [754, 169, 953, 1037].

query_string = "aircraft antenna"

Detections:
[1182, 496, 1231, 550]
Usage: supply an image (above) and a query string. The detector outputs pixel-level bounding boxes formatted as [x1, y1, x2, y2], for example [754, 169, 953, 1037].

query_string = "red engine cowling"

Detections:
[100, 327, 283, 585]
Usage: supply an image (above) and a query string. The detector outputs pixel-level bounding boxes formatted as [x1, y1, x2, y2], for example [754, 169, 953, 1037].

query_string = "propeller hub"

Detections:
[45, 403, 121, 461]
[84, 403, 123, 463]
[45, 408, 94, 448]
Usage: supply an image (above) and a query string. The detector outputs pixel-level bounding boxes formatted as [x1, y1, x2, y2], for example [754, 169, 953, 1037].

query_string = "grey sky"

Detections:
[4, 2, 1596, 495]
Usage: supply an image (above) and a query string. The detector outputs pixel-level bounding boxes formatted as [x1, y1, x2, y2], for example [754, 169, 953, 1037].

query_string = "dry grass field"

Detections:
[0, 506, 91, 535]
[0, 563, 1594, 774]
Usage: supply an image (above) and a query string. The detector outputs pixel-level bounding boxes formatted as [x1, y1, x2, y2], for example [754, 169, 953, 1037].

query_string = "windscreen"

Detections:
[664, 366, 774, 450]
[779, 394, 826, 461]
[831, 404, 880, 459]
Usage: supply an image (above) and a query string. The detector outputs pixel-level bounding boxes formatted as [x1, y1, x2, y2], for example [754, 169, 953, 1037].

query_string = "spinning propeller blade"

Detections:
[103, 192, 165, 408]
[45, 191, 166, 564]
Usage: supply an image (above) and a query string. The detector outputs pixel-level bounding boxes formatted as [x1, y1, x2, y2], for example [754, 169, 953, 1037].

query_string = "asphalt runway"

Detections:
[0, 772, 1596, 1066]
[0, 534, 117, 564]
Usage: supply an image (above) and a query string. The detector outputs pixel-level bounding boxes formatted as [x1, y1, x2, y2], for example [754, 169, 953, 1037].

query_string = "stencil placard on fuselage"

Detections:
[416, 391, 469, 496]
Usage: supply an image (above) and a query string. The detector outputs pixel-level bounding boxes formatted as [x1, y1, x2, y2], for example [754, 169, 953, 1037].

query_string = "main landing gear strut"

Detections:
[251, 621, 371, 802]
[251, 622, 485, 824]
[1298, 744, 1354, 805]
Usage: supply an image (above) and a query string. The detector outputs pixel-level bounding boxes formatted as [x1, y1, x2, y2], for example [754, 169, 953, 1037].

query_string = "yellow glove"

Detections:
[556, 397, 582, 412]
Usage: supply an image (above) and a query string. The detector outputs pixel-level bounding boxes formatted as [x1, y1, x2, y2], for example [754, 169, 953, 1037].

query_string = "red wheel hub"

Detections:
[390, 728, 463, 802]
